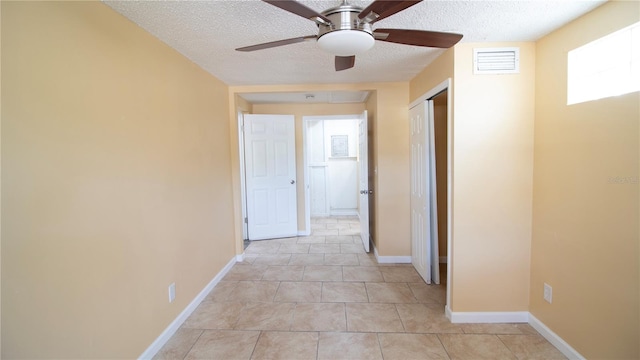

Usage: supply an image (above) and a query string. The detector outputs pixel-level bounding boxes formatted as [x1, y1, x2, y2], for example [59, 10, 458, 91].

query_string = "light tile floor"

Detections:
[155, 216, 567, 360]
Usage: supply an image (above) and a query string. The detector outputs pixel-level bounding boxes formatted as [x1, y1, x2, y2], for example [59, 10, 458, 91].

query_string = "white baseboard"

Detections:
[529, 314, 586, 360]
[448, 310, 529, 323]
[372, 243, 412, 264]
[444, 309, 585, 359]
[138, 256, 237, 359]
[445, 305, 453, 321]
[236, 253, 245, 262]
[297, 230, 311, 236]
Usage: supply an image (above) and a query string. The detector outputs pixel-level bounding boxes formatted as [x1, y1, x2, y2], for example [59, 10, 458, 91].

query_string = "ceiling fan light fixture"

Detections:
[317, 30, 375, 56]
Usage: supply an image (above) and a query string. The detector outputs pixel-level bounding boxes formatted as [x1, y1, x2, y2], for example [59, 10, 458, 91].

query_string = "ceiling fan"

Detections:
[236, 0, 463, 71]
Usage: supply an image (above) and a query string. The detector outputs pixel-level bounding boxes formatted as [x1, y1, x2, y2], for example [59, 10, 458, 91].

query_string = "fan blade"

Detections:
[359, 0, 422, 23]
[263, 0, 331, 25]
[374, 29, 463, 48]
[236, 35, 316, 52]
[335, 56, 356, 71]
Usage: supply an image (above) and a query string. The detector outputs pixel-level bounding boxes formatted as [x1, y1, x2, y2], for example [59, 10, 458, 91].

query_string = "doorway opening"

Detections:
[409, 79, 452, 311]
[303, 113, 371, 253]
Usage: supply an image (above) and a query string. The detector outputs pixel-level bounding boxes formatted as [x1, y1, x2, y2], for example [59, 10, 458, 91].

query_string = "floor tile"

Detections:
[338, 228, 360, 236]
[244, 241, 280, 254]
[346, 303, 404, 332]
[252, 254, 292, 266]
[303, 265, 343, 281]
[296, 235, 326, 244]
[323, 253, 359, 265]
[274, 281, 322, 302]
[225, 281, 279, 303]
[378, 333, 450, 360]
[340, 243, 366, 254]
[182, 302, 245, 329]
[153, 327, 202, 360]
[514, 323, 541, 335]
[357, 253, 378, 266]
[277, 243, 310, 254]
[498, 334, 568, 359]
[322, 282, 368, 302]
[234, 302, 295, 330]
[159, 216, 566, 360]
[309, 243, 341, 254]
[396, 303, 463, 333]
[325, 223, 351, 230]
[203, 280, 239, 302]
[438, 334, 517, 360]
[261, 265, 304, 281]
[291, 303, 347, 331]
[183, 330, 259, 360]
[318, 332, 383, 360]
[269, 237, 299, 245]
[408, 282, 446, 304]
[462, 323, 524, 334]
[251, 331, 318, 360]
[366, 282, 417, 303]
[224, 264, 270, 281]
[380, 266, 424, 282]
[325, 235, 357, 244]
[312, 229, 340, 236]
[289, 254, 325, 265]
[342, 266, 384, 282]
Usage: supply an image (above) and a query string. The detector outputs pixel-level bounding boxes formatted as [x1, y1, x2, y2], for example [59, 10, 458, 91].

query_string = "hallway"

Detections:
[154, 216, 565, 359]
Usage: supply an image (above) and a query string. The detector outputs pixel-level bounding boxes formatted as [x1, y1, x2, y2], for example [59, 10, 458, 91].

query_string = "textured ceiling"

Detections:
[104, 0, 605, 87]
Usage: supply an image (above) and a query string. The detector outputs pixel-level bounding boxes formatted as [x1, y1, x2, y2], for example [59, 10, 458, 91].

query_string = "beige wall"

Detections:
[409, 42, 535, 311]
[1, 2, 235, 358]
[410, 48, 454, 101]
[531, 1, 639, 358]
[450, 42, 536, 311]
[251, 102, 367, 231]
[229, 83, 410, 257]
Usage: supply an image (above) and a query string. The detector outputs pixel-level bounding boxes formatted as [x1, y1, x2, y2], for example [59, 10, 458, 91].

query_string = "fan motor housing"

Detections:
[316, 4, 374, 56]
[318, 4, 372, 37]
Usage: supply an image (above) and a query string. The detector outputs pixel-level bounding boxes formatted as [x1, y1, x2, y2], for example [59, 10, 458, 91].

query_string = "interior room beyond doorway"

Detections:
[305, 116, 361, 218]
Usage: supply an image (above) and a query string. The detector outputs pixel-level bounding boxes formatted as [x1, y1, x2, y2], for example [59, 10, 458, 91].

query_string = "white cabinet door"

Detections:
[244, 114, 297, 240]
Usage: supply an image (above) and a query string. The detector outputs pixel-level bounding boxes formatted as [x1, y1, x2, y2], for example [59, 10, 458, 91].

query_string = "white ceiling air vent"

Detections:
[473, 47, 520, 74]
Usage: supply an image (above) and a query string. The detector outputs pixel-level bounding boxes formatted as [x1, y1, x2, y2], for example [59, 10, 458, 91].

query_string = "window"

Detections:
[567, 21, 640, 105]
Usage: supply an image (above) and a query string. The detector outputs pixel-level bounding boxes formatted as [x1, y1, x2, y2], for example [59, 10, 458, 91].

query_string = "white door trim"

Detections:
[238, 111, 248, 240]
[410, 78, 453, 308]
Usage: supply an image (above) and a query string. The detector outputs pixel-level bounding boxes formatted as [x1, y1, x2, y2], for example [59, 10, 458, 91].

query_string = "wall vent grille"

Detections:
[473, 47, 520, 74]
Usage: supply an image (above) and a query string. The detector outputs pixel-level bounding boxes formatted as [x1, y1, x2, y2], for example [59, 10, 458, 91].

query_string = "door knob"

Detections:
[290, 180, 295, 184]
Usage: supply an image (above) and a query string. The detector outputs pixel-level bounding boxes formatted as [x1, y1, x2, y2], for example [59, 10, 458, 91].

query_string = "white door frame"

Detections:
[409, 78, 453, 311]
[238, 111, 248, 240]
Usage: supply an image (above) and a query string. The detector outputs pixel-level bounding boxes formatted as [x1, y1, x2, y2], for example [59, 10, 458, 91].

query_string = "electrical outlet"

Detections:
[168, 283, 176, 303]
[543, 283, 552, 303]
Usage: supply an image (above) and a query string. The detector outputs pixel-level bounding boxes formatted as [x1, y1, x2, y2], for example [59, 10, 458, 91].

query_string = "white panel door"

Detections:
[244, 114, 297, 240]
[358, 111, 370, 252]
[427, 101, 441, 284]
[410, 102, 432, 284]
